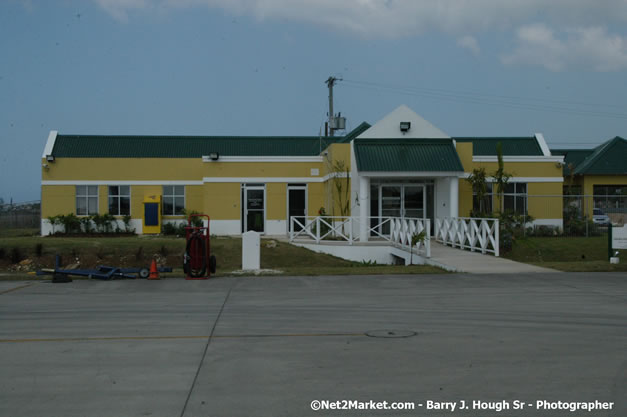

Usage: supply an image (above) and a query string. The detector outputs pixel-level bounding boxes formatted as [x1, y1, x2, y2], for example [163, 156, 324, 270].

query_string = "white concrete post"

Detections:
[449, 177, 459, 218]
[494, 219, 500, 257]
[349, 217, 353, 245]
[242, 231, 260, 270]
[425, 219, 431, 258]
[359, 176, 370, 242]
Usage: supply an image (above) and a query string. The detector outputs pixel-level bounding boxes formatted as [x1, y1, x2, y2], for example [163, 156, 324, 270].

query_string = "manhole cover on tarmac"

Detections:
[365, 330, 417, 338]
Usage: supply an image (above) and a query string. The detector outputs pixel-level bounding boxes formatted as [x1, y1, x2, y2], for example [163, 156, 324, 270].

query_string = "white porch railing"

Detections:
[435, 217, 499, 256]
[289, 216, 431, 258]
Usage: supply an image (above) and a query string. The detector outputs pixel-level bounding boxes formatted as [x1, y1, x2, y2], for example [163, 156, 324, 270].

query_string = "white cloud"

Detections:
[92, 0, 627, 71]
[457, 35, 480, 56]
[93, 0, 627, 35]
[502, 24, 627, 71]
[93, 0, 149, 22]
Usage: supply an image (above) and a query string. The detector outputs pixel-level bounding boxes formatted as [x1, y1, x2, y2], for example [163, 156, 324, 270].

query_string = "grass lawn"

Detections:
[503, 236, 627, 272]
[0, 234, 445, 278]
[0, 228, 39, 238]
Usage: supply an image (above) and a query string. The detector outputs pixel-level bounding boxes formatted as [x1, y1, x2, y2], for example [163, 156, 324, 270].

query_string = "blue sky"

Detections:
[1, 0, 626, 203]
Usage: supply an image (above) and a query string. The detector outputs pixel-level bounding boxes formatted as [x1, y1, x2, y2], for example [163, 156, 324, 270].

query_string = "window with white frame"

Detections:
[76, 185, 98, 216]
[503, 183, 527, 215]
[593, 184, 626, 212]
[163, 185, 185, 215]
[472, 182, 494, 214]
[108, 186, 130, 216]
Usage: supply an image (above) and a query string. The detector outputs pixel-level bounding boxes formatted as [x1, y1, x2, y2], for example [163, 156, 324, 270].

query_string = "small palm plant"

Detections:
[410, 230, 427, 265]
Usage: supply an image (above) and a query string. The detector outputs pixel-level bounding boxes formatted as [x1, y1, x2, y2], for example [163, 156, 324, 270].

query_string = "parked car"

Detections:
[592, 208, 611, 226]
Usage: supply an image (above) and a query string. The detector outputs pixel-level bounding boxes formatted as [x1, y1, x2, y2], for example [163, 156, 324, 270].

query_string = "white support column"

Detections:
[359, 176, 370, 242]
[449, 177, 459, 218]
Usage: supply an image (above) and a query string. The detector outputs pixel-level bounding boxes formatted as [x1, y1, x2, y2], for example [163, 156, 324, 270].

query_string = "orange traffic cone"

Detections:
[148, 259, 159, 280]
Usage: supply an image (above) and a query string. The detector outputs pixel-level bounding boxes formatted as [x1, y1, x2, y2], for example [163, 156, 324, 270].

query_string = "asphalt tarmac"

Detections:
[1, 273, 625, 417]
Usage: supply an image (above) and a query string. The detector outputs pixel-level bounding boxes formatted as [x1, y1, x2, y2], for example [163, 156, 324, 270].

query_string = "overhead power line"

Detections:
[342, 79, 627, 120]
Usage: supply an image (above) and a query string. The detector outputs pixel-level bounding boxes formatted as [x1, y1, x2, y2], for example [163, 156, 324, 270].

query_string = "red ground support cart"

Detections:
[183, 214, 217, 279]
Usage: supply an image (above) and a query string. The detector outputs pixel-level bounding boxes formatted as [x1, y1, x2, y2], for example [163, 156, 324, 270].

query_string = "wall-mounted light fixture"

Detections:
[209, 152, 219, 161]
[46, 155, 55, 162]
[400, 122, 411, 133]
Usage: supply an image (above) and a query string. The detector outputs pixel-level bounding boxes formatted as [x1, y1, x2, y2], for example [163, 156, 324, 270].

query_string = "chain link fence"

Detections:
[522, 194, 625, 237]
[0, 201, 41, 234]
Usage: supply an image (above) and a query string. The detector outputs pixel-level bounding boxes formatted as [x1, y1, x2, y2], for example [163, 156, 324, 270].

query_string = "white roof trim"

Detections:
[42, 130, 58, 158]
[202, 156, 323, 163]
[473, 156, 565, 163]
[535, 133, 551, 156]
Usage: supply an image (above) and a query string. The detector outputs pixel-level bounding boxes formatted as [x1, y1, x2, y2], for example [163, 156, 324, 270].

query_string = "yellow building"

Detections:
[553, 136, 627, 225]
[40, 105, 568, 235]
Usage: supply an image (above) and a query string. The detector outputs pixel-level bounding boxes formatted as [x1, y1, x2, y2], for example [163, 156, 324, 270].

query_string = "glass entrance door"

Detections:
[242, 184, 265, 233]
[378, 184, 425, 234]
[403, 186, 425, 219]
[381, 185, 402, 218]
[380, 184, 425, 220]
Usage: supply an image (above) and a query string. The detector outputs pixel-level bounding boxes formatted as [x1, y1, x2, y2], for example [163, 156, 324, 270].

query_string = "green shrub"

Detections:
[80, 216, 93, 234]
[532, 225, 560, 237]
[91, 213, 116, 233]
[102, 213, 116, 233]
[122, 215, 135, 233]
[91, 214, 106, 233]
[46, 215, 61, 235]
[563, 205, 599, 236]
[162, 222, 178, 235]
[497, 211, 534, 253]
[58, 214, 81, 234]
[181, 209, 204, 227]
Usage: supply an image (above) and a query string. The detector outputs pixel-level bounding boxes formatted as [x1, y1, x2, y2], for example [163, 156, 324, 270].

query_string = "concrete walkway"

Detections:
[426, 241, 560, 273]
[277, 235, 559, 274]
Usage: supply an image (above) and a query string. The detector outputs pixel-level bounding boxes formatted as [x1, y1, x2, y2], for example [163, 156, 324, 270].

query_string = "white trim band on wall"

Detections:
[42, 174, 559, 186]
[203, 177, 320, 183]
[42, 180, 204, 185]
[42, 173, 351, 186]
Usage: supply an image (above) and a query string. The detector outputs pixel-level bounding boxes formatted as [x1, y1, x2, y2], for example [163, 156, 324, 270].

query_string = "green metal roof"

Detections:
[354, 139, 464, 172]
[571, 137, 627, 175]
[454, 137, 543, 156]
[52, 135, 343, 158]
[550, 149, 594, 176]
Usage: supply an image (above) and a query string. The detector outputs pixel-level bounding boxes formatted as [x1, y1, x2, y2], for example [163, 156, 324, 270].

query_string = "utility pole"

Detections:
[325, 76, 342, 136]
